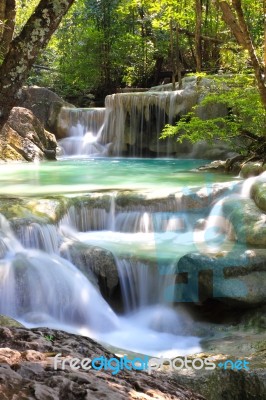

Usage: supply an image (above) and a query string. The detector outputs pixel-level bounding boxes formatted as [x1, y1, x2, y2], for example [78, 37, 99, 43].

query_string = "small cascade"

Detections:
[240, 172, 266, 197]
[115, 211, 188, 233]
[116, 258, 177, 312]
[0, 250, 119, 331]
[60, 204, 110, 231]
[195, 199, 231, 253]
[59, 194, 117, 232]
[0, 214, 24, 255]
[58, 107, 106, 156]
[108, 192, 116, 231]
[15, 222, 60, 253]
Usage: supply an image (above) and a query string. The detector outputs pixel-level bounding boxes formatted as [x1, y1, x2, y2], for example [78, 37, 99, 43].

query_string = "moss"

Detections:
[251, 181, 266, 212]
[0, 315, 24, 328]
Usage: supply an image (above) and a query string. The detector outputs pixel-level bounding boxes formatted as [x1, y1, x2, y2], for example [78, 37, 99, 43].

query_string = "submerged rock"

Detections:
[0, 107, 57, 162]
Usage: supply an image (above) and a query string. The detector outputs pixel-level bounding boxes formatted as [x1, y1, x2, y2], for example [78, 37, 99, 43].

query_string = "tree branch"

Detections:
[0, 0, 75, 131]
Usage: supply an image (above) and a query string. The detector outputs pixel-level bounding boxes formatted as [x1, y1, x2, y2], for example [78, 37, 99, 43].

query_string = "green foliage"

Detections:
[15, 0, 39, 34]
[14, 0, 266, 103]
[43, 334, 54, 342]
[161, 74, 266, 154]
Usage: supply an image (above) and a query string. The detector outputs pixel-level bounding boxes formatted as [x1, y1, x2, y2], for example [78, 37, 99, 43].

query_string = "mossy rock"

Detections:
[223, 198, 266, 246]
[0, 196, 71, 224]
[60, 239, 118, 298]
[251, 181, 266, 212]
[240, 162, 266, 178]
[0, 315, 24, 328]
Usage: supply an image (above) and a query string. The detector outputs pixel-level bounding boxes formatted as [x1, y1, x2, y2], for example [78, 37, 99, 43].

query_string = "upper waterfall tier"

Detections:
[101, 87, 198, 156]
[57, 77, 211, 157]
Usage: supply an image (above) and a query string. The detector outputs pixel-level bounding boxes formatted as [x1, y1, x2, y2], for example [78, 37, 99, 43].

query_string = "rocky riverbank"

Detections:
[0, 319, 265, 400]
[0, 324, 205, 400]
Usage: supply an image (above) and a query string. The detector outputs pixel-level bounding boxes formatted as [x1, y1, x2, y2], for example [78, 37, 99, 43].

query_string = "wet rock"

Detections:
[251, 180, 266, 212]
[197, 160, 227, 173]
[240, 162, 266, 178]
[0, 197, 71, 227]
[0, 327, 205, 400]
[171, 354, 266, 400]
[60, 240, 119, 298]
[0, 315, 24, 328]
[223, 198, 266, 246]
[0, 107, 57, 162]
[18, 86, 74, 136]
[177, 249, 266, 307]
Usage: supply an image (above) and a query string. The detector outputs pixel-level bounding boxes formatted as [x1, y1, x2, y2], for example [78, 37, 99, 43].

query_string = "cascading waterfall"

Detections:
[15, 222, 60, 253]
[0, 207, 201, 356]
[0, 158, 247, 356]
[57, 78, 199, 157]
[58, 107, 106, 156]
[0, 215, 119, 332]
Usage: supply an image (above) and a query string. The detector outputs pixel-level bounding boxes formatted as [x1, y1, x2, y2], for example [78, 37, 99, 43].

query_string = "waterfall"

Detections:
[15, 222, 60, 253]
[0, 250, 119, 331]
[116, 258, 177, 312]
[0, 209, 201, 356]
[58, 107, 106, 156]
[57, 80, 199, 157]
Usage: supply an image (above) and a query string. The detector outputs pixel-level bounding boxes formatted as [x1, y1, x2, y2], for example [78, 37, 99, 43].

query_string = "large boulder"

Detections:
[176, 249, 266, 307]
[251, 179, 266, 212]
[18, 86, 73, 136]
[240, 162, 266, 178]
[0, 107, 57, 162]
[223, 198, 266, 246]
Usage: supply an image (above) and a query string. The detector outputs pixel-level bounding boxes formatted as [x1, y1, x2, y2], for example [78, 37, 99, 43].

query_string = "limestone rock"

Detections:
[0, 327, 205, 400]
[60, 240, 119, 298]
[197, 160, 227, 172]
[177, 249, 266, 307]
[240, 162, 266, 178]
[223, 198, 266, 246]
[172, 354, 266, 400]
[18, 86, 74, 136]
[0, 107, 57, 162]
[251, 180, 266, 212]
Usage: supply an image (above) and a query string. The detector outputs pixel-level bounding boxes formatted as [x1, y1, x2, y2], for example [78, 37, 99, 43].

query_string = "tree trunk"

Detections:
[0, 0, 16, 56]
[170, 19, 176, 90]
[0, 0, 75, 132]
[195, 0, 202, 72]
[264, 0, 266, 79]
[218, 0, 266, 109]
[176, 26, 182, 89]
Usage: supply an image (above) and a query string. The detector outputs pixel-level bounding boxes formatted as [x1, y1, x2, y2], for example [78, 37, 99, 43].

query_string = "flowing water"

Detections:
[57, 78, 199, 157]
[0, 79, 247, 357]
[0, 157, 243, 357]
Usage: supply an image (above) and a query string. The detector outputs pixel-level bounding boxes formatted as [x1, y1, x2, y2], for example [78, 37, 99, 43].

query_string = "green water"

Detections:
[0, 158, 238, 196]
